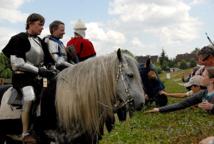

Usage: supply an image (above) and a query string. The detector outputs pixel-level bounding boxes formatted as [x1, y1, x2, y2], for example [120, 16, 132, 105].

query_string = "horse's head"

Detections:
[115, 49, 145, 113]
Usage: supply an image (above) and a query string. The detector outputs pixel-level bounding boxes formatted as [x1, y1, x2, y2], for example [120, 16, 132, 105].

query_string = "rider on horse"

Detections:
[66, 19, 96, 63]
[43, 20, 73, 71]
[2, 13, 56, 143]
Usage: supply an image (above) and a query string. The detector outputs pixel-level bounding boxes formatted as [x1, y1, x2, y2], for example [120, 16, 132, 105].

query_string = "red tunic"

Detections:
[67, 37, 96, 61]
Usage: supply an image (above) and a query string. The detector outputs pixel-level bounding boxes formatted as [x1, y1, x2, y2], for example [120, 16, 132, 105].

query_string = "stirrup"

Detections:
[22, 131, 30, 138]
[22, 132, 37, 144]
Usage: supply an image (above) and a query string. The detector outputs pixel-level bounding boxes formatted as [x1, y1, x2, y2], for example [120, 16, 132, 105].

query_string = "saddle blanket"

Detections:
[0, 87, 21, 120]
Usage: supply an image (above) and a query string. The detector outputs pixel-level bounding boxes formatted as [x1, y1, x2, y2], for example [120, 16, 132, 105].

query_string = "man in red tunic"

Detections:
[66, 20, 96, 63]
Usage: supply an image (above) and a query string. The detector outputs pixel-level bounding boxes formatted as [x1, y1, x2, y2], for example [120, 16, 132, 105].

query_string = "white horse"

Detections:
[0, 49, 145, 144]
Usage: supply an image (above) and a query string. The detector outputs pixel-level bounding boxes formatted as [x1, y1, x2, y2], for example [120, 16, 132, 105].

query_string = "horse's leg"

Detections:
[105, 115, 115, 133]
[55, 130, 98, 144]
[73, 133, 98, 144]
[117, 106, 127, 121]
[98, 119, 104, 140]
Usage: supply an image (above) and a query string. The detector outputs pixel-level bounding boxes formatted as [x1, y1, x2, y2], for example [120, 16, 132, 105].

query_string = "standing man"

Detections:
[66, 19, 96, 63]
[2, 13, 55, 143]
[44, 20, 72, 70]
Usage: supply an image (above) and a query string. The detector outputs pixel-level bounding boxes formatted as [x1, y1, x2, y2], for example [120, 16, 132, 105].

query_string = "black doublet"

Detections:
[2, 32, 54, 92]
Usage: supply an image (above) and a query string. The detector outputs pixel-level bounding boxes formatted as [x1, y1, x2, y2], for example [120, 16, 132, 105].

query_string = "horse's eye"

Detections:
[127, 73, 134, 78]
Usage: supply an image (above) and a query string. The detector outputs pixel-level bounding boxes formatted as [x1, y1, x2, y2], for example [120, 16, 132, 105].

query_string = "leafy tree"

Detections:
[189, 59, 197, 68]
[159, 49, 170, 71]
[168, 59, 176, 68]
[159, 49, 166, 66]
[191, 48, 200, 55]
[179, 60, 188, 69]
[0, 53, 12, 78]
[1, 68, 12, 78]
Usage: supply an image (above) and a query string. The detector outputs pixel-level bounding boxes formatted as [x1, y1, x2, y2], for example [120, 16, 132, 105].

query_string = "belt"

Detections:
[14, 71, 25, 74]
[14, 71, 42, 81]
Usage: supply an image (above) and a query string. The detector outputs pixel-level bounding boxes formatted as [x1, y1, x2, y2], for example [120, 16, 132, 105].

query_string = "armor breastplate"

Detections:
[58, 43, 67, 59]
[48, 37, 67, 60]
[26, 37, 44, 66]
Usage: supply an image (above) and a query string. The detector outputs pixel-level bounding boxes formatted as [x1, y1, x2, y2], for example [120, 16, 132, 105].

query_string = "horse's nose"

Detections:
[136, 103, 143, 111]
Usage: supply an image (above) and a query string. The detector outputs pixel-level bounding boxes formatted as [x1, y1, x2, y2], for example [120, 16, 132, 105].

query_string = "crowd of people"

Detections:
[145, 46, 214, 113]
[1, 12, 214, 143]
[145, 45, 214, 143]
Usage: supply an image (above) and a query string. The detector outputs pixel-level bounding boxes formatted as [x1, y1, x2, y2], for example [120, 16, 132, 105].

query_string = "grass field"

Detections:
[100, 69, 214, 144]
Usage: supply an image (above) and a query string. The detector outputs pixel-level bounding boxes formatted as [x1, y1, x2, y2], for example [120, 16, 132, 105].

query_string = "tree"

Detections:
[189, 59, 197, 68]
[179, 60, 188, 69]
[159, 49, 170, 71]
[0, 53, 12, 78]
[168, 59, 176, 68]
[191, 48, 200, 55]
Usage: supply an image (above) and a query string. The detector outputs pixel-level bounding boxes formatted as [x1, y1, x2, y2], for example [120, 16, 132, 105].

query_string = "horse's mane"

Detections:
[55, 51, 139, 135]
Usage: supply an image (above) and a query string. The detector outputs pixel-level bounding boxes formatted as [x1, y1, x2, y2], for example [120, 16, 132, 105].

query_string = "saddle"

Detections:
[7, 87, 23, 107]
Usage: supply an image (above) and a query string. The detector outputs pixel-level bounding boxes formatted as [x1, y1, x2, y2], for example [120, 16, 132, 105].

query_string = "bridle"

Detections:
[97, 61, 135, 115]
[114, 61, 135, 114]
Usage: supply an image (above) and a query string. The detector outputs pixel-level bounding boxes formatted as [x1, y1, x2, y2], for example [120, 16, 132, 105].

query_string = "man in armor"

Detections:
[66, 19, 96, 63]
[44, 20, 72, 70]
[2, 13, 55, 143]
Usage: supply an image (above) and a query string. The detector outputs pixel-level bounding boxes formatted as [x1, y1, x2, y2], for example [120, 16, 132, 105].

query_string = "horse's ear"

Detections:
[146, 57, 151, 68]
[117, 48, 123, 62]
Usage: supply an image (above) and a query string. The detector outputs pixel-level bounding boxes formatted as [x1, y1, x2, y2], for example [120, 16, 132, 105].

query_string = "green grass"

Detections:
[100, 70, 214, 144]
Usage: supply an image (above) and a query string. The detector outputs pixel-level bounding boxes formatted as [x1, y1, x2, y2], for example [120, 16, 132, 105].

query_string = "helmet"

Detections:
[73, 19, 87, 37]
[74, 19, 87, 30]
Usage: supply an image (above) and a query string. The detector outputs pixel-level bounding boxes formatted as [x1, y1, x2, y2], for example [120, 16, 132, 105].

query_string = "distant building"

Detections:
[135, 51, 197, 66]
[175, 53, 196, 62]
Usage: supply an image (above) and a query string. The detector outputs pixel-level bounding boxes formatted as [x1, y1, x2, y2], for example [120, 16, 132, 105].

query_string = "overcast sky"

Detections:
[0, 0, 213, 58]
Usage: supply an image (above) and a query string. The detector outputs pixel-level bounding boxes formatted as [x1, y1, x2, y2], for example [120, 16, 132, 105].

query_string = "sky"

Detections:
[0, 0, 214, 58]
